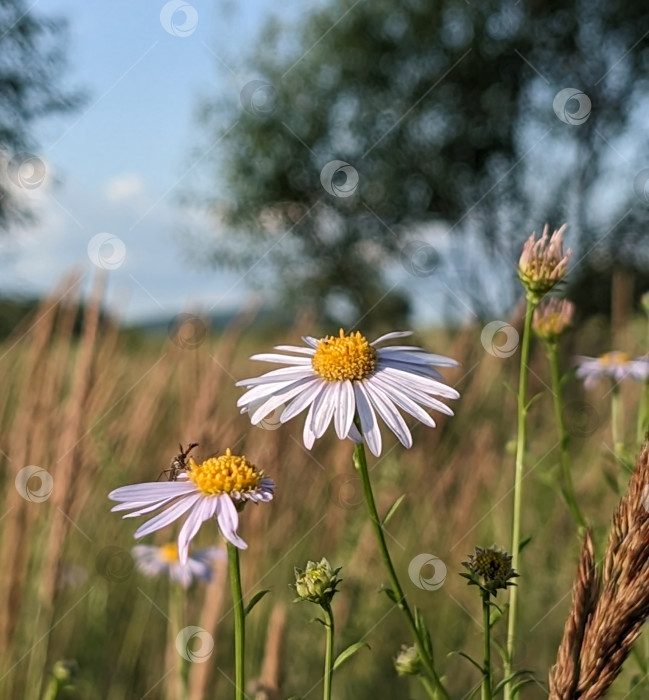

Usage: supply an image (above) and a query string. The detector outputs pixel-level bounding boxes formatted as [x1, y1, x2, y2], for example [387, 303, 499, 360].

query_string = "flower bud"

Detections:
[293, 558, 341, 606]
[533, 298, 575, 344]
[461, 546, 518, 596]
[394, 644, 421, 676]
[518, 224, 571, 303]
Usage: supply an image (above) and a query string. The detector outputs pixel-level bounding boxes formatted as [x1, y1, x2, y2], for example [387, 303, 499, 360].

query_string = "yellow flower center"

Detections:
[187, 448, 263, 495]
[311, 329, 376, 382]
[160, 543, 180, 563]
[600, 351, 630, 367]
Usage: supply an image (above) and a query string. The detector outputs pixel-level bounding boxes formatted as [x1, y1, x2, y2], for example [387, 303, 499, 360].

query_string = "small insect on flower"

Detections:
[158, 442, 199, 481]
[109, 448, 275, 563]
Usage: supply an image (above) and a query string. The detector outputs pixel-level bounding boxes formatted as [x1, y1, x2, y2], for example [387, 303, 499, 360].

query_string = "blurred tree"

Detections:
[195, 0, 649, 326]
[0, 0, 81, 230]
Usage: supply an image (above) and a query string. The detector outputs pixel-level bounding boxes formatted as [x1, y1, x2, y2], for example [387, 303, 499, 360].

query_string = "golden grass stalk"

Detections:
[550, 446, 649, 699]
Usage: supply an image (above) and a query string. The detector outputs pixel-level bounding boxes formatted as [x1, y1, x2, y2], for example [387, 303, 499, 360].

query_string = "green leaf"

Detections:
[244, 589, 271, 617]
[332, 642, 370, 671]
[382, 494, 406, 526]
[518, 536, 532, 553]
[381, 587, 398, 603]
[492, 639, 509, 664]
[448, 650, 483, 674]
[414, 607, 433, 658]
[492, 669, 534, 695]
[525, 392, 543, 411]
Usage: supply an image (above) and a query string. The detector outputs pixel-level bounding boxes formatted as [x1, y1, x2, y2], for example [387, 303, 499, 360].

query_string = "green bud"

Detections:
[52, 659, 79, 683]
[641, 291, 649, 315]
[293, 558, 341, 606]
[394, 644, 421, 676]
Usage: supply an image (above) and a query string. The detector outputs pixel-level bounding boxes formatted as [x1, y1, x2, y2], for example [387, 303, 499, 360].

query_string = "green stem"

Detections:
[41, 678, 60, 700]
[419, 675, 438, 699]
[504, 298, 535, 700]
[228, 543, 246, 700]
[482, 591, 492, 700]
[353, 442, 450, 700]
[611, 385, 628, 476]
[322, 604, 335, 700]
[170, 580, 189, 700]
[547, 343, 587, 529]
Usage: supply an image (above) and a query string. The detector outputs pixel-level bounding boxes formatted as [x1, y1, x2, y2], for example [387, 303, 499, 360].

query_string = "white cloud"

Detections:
[104, 173, 146, 203]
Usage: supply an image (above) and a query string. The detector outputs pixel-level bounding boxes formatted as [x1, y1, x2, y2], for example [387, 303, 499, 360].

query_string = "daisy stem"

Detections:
[322, 604, 335, 700]
[227, 542, 246, 700]
[547, 343, 587, 530]
[504, 297, 536, 700]
[611, 385, 627, 474]
[169, 581, 189, 699]
[353, 442, 450, 700]
[481, 590, 492, 700]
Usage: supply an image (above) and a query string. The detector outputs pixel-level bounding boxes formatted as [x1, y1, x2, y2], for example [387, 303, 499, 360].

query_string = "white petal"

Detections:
[281, 379, 325, 422]
[312, 382, 338, 439]
[377, 358, 444, 380]
[377, 372, 455, 416]
[178, 497, 215, 565]
[371, 375, 436, 427]
[371, 331, 413, 346]
[109, 481, 196, 502]
[237, 380, 300, 407]
[249, 353, 312, 365]
[119, 495, 184, 518]
[249, 377, 317, 424]
[236, 366, 314, 387]
[379, 366, 460, 400]
[273, 345, 315, 355]
[364, 382, 412, 448]
[216, 495, 248, 549]
[334, 380, 355, 440]
[134, 494, 202, 539]
[354, 383, 382, 456]
[302, 336, 319, 348]
[302, 398, 318, 449]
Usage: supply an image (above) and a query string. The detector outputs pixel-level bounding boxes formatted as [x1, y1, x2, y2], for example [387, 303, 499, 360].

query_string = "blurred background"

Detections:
[1, 0, 649, 698]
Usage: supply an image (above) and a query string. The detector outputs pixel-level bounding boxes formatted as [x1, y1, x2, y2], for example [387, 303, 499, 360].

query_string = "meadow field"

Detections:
[0, 273, 647, 700]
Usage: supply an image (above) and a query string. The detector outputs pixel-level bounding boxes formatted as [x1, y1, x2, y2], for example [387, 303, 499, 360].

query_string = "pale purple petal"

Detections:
[312, 383, 338, 439]
[371, 375, 437, 427]
[371, 331, 413, 346]
[303, 398, 318, 449]
[378, 347, 458, 367]
[379, 366, 460, 399]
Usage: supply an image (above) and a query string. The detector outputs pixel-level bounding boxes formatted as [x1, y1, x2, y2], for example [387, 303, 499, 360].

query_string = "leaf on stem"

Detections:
[332, 642, 370, 672]
[382, 494, 406, 526]
[244, 589, 271, 617]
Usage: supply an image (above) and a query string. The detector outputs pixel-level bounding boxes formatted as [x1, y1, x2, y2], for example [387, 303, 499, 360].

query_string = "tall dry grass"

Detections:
[0, 280, 645, 698]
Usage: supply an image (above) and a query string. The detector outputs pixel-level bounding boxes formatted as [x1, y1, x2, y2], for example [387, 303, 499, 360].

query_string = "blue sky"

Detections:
[0, 0, 318, 322]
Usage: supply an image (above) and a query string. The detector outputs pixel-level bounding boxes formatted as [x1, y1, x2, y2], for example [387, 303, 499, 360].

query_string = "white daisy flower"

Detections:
[132, 542, 224, 589]
[236, 329, 459, 457]
[109, 449, 274, 564]
[575, 352, 649, 390]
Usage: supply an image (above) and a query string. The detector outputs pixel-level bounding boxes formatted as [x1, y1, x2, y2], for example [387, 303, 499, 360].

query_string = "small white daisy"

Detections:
[236, 329, 459, 457]
[575, 352, 649, 390]
[109, 449, 274, 564]
[132, 543, 224, 589]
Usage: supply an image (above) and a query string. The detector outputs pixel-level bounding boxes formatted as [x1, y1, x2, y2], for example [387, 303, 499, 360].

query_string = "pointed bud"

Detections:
[533, 298, 575, 344]
[518, 224, 571, 303]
